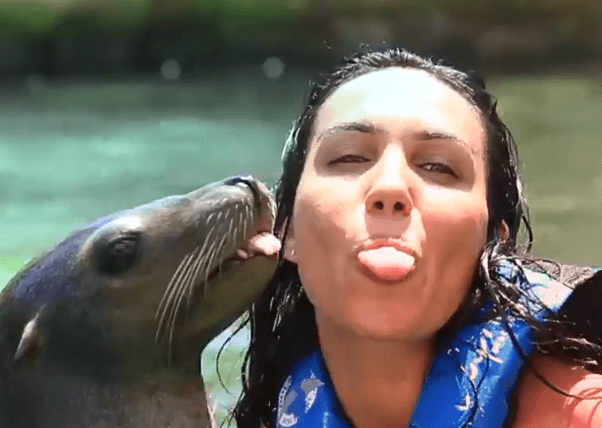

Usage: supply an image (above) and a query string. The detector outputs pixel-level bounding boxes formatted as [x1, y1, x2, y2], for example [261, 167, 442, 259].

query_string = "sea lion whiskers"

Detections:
[167, 248, 201, 364]
[206, 210, 237, 270]
[186, 239, 211, 310]
[171, 245, 203, 321]
[201, 235, 222, 288]
[183, 222, 220, 309]
[202, 231, 231, 298]
[154, 254, 189, 339]
[155, 249, 199, 344]
[243, 202, 251, 234]
[165, 210, 246, 364]
[154, 214, 220, 337]
[211, 210, 240, 287]
[194, 204, 250, 304]
[237, 205, 247, 249]
[157, 206, 245, 362]
[156, 250, 196, 322]
[155, 192, 262, 364]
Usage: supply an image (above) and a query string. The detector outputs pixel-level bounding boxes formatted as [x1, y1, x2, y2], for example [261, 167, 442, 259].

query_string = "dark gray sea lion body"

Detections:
[0, 176, 279, 428]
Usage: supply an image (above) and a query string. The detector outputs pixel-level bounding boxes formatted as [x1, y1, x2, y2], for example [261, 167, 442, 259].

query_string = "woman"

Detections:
[231, 48, 602, 428]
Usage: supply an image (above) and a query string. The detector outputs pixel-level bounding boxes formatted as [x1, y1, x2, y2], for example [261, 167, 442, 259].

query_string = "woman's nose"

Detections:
[365, 148, 413, 217]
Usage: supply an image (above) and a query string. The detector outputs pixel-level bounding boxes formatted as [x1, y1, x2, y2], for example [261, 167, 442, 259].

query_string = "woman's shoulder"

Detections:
[512, 355, 602, 428]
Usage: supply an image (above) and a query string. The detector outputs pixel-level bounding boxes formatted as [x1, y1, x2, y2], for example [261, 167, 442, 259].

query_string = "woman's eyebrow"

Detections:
[316, 121, 378, 142]
[316, 123, 480, 156]
[414, 130, 477, 155]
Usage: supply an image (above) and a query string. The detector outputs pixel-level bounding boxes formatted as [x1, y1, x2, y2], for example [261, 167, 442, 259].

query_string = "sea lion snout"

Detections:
[222, 175, 276, 233]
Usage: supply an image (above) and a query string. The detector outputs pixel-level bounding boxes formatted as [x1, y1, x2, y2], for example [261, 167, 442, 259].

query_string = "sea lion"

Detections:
[0, 175, 280, 428]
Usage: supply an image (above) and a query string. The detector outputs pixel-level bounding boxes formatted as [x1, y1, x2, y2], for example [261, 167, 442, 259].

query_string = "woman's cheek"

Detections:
[422, 196, 488, 263]
[425, 187, 488, 227]
[297, 178, 358, 235]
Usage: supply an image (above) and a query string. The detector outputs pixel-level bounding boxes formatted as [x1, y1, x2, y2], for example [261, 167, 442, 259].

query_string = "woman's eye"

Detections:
[420, 162, 458, 178]
[328, 154, 369, 165]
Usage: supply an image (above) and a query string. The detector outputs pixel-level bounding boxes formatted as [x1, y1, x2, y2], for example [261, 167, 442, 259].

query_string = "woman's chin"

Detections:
[351, 320, 433, 342]
[326, 303, 440, 343]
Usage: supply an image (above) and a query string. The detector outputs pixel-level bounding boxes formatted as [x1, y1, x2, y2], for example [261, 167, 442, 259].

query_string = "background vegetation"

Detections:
[0, 0, 601, 77]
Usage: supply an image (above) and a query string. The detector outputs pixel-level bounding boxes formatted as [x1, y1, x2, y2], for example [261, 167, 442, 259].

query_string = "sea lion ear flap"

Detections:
[14, 308, 45, 367]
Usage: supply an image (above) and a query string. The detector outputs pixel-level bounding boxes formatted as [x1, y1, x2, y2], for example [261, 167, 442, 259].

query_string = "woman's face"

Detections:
[285, 67, 489, 340]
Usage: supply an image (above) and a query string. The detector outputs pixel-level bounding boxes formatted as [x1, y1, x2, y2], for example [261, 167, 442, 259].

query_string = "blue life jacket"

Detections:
[275, 262, 582, 428]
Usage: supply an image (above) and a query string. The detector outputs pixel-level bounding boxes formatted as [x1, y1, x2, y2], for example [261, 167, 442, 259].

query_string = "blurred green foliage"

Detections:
[0, 2, 63, 36]
[1, 0, 600, 37]
[0, 0, 148, 36]
[1, 0, 599, 77]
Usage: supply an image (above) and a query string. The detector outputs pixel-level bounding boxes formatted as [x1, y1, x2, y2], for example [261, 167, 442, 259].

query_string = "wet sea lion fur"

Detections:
[0, 176, 280, 428]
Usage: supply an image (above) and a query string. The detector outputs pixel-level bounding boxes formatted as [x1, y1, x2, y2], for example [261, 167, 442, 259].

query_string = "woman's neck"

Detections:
[316, 314, 435, 428]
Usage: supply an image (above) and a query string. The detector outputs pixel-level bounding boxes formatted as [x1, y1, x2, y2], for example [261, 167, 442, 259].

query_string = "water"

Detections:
[1, 70, 601, 424]
[492, 75, 602, 265]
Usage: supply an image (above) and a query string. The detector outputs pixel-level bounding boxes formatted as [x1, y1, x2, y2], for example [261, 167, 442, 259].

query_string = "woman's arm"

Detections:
[513, 355, 602, 428]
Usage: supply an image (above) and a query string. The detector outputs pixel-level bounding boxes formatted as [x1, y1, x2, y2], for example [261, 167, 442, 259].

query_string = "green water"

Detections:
[1, 71, 601, 423]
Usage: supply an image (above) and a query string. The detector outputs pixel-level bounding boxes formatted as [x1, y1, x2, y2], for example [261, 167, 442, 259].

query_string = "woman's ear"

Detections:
[499, 220, 510, 242]
[283, 220, 298, 264]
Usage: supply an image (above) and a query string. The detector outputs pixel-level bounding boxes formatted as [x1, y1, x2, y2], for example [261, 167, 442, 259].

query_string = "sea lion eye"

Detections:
[96, 234, 140, 276]
[109, 239, 137, 257]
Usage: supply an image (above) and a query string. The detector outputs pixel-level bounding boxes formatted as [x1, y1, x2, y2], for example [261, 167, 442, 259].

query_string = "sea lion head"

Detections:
[4, 176, 279, 380]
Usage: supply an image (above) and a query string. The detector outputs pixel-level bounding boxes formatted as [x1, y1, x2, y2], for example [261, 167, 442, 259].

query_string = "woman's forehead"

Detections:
[311, 67, 486, 156]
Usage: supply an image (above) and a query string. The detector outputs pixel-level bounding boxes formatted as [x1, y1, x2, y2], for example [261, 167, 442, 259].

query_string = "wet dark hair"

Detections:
[228, 48, 602, 428]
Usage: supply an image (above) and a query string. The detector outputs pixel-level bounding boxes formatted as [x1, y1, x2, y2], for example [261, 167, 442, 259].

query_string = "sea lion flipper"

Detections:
[14, 307, 45, 366]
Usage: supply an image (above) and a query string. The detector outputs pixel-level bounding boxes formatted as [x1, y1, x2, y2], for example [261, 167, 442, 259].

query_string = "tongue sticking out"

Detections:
[235, 232, 281, 259]
[358, 247, 415, 282]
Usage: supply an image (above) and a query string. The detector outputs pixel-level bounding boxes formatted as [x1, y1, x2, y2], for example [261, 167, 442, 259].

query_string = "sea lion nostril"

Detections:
[224, 175, 252, 187]
[225, 175, 262, 206]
